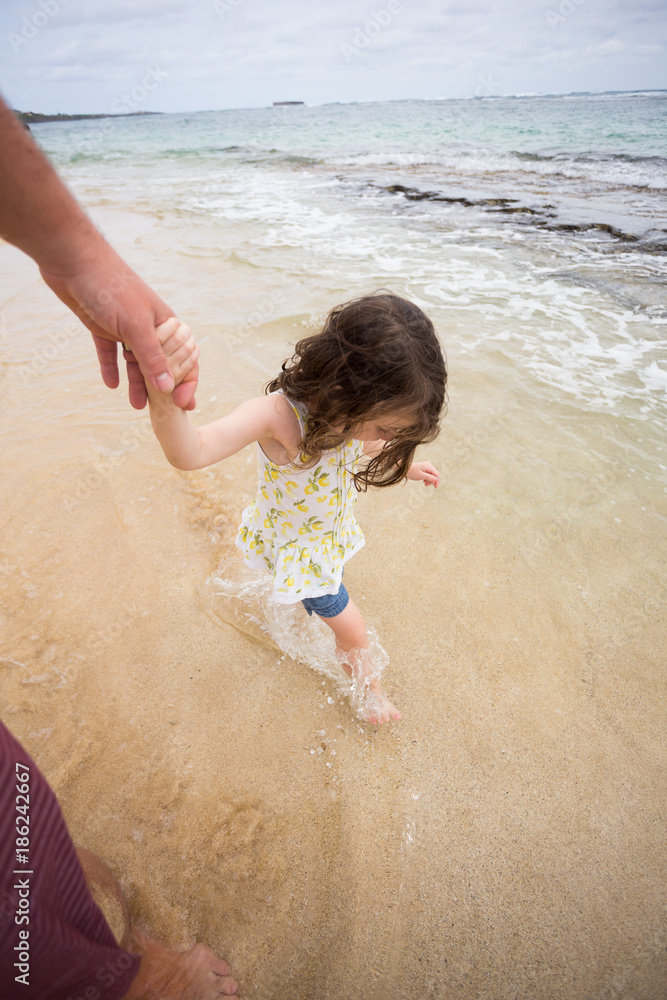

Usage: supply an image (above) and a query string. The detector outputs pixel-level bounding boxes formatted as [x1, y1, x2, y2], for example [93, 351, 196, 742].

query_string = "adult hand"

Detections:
[39, 252, 198, 410]
[0, 95, 197, 410]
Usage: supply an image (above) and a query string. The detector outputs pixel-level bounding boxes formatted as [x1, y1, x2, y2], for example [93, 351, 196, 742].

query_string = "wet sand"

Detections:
[1, 208, 665, 999]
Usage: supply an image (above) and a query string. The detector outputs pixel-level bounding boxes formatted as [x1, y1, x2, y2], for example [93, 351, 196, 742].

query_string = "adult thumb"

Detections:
[130, 328, 175, 394]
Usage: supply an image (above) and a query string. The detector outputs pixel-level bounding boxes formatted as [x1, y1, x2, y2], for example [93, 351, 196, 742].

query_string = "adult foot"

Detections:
[78, 849, 240, 997]
[122, 928, 239, 998]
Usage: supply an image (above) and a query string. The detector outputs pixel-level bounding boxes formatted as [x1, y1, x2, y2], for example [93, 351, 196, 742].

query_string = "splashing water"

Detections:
[205, 563, 389, 722]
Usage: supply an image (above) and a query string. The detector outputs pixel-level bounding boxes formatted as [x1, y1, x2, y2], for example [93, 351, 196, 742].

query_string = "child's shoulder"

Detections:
[237, 391, 292, 420]
[264, 390, 302, 432]
[250, 391, 302, 457]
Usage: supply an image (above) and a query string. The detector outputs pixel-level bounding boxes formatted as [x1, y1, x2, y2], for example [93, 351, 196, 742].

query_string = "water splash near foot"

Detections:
[205, 565, 391, 723]
[343, 644, 399, 725]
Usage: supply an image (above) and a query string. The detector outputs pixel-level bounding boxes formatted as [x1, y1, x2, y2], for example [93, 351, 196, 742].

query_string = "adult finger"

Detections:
[91, 333, 120, 389]
[126, 357, 149, 409]
[172, 359, 198, 410]
[125, 327, 198, 409]
[119, 344, 149, 409]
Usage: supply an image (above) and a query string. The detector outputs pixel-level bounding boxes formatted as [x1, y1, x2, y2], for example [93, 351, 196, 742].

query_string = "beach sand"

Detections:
[1, 207, 665, 999]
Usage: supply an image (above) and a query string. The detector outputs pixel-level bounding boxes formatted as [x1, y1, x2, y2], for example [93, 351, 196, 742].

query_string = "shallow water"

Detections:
[1, 96, 666, 997]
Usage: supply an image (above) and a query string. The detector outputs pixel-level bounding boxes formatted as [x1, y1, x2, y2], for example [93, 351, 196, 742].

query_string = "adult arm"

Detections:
[0, 95, 197, 409]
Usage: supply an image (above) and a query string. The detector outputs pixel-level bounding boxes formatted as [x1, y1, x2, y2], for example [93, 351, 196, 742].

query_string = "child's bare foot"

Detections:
[361, 681, 402, 725]
[341, 645, 401, 725]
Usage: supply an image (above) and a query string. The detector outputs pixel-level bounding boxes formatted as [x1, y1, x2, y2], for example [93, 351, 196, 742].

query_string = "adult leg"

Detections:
[76, 847, 132, 948]
[77, 847, 239, 999]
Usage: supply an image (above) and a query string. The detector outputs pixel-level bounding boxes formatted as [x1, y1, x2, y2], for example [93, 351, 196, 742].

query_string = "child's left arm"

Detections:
[363, 441, 439, 487]
[406, 461, 440, 487]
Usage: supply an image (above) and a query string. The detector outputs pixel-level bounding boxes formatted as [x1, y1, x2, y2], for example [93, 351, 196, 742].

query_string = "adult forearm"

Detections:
[0, 97, 109, 273]
[0, 93, 198, 408]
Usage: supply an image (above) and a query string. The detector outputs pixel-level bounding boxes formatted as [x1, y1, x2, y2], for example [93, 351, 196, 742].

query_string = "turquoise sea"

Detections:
[34, 91, 667, 418]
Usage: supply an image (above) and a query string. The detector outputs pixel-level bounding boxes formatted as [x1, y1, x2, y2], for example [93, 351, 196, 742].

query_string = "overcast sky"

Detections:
[1, 0, 665, 113]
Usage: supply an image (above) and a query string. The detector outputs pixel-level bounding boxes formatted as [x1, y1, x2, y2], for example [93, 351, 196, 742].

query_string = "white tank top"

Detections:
[235, 393, 365, 603]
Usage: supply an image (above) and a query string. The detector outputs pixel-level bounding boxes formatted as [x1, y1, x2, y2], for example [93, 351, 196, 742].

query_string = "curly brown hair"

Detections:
[266, 292, 447, 489]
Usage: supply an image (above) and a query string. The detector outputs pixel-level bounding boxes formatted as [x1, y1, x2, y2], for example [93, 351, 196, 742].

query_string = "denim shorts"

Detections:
[302, 581, 349, 618]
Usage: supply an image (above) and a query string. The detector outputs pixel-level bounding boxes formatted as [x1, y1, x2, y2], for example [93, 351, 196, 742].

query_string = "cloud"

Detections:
[59, 0, 193, 26]
[584, 39, 626, 56]
[0, 0, 665, 112]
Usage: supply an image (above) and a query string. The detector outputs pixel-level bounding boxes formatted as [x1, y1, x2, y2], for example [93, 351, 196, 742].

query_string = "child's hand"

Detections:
[153, 318, 200, 391]
[407, 461, 440, 487]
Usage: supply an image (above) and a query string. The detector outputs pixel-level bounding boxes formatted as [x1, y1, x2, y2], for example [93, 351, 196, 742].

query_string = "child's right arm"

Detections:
[147, 319, 286, 471]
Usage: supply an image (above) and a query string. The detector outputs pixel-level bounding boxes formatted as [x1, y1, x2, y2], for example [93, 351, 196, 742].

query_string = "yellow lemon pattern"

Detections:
[235, 394, 365, 603]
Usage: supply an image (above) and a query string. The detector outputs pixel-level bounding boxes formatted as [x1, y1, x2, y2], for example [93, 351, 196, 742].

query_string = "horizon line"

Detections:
[20, 87, 667, 119]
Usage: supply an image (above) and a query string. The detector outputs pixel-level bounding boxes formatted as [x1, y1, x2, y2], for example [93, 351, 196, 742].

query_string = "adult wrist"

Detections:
[35, 221, 121, 278]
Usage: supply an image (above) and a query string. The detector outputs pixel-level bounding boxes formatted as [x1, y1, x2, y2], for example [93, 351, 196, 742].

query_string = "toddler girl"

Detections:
[146, 293, 447, 724]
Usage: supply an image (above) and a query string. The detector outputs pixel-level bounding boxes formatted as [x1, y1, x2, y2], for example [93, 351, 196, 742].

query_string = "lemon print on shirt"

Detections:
[304, 466, 330, 495]
[235, 395, 365, 604]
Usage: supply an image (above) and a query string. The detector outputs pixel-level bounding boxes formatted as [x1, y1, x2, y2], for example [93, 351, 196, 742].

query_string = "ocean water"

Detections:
[2, 93, 666, 996]
[31, 91, 667, 562]
[36, 91, 667, 412]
